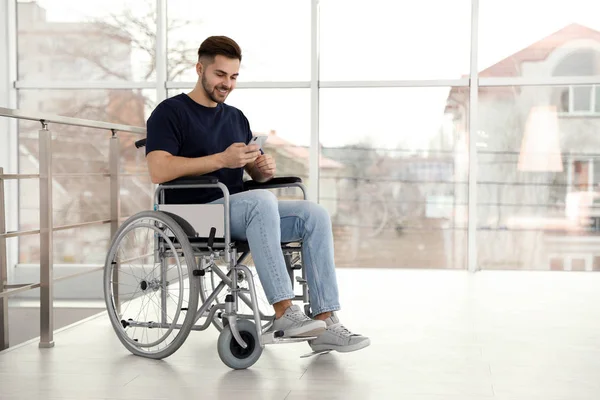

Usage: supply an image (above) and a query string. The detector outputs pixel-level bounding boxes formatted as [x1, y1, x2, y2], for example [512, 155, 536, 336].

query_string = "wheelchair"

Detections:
[103, 139, 313, 369]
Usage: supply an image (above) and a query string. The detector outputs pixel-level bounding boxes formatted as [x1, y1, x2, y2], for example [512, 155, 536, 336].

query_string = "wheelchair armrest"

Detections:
[161, 176, 219, 186]
[155, 175, 228, 206]
[243, 177, 302, 191]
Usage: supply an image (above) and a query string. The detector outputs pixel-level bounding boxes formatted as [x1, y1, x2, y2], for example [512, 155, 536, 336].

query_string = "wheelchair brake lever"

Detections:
[207, 227, 216, 251]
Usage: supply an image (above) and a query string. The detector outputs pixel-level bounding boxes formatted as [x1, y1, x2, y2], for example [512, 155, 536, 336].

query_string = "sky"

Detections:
[23, 0, 600, 150]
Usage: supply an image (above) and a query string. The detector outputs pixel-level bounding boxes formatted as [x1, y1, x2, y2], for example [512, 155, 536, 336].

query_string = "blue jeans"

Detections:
[211, 189, 340, 316]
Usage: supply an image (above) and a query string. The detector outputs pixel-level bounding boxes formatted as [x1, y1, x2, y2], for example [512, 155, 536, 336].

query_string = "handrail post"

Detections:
[0, 167, 9, 350]
[109, 131, 121, 313]
[39, 121, 54, 348]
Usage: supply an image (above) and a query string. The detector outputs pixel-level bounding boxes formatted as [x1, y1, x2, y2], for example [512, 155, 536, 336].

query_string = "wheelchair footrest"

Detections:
[261, 332, 318, 345]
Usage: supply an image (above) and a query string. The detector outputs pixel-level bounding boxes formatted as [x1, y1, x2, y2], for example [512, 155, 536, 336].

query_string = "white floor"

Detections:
[1, 268, 600, 400]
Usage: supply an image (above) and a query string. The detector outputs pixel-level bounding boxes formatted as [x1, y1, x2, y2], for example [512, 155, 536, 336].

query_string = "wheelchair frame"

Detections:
[104, 172, 313, 369]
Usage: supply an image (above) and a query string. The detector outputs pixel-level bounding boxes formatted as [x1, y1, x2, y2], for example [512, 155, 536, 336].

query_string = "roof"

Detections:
[445, 23, 600, 112]
[479, 23, 600, 78]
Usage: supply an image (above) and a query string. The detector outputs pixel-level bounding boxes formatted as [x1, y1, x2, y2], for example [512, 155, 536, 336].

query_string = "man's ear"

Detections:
[196, 62, 203, 76]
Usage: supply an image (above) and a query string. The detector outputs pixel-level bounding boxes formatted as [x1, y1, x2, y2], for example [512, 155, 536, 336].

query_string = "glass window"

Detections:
[18, 89, 155, 126]
[550, 257, 564, 271]
[166, 0, 311, 82]
[226, 89, 310, 199]
[556, 86, 600, 114]
[320, 87, 468, 269]
[571, 258, 586, 271]
[221, 89, 310, 147]
[17, 0, 156, 81]
[16, 89, 153, 264]
[573, 86, 593, 112]
[319, 0, 471, 80]
[557, 86, 569, 112]
[593, 256, 600, 271]
[477, 86, 600, 270]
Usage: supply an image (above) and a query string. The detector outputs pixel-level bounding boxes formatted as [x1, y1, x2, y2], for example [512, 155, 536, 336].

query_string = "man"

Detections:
[145, 36, 369, 353]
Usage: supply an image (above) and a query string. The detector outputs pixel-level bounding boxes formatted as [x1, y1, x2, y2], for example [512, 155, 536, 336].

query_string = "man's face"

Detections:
[198, 55, 240, 104]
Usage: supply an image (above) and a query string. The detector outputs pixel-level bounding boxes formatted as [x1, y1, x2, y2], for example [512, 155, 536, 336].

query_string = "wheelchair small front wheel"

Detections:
[217, 319, 263, 369]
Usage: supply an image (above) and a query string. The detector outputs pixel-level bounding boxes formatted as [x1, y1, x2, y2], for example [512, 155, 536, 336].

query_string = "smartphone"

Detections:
[249, 135, 268, 149]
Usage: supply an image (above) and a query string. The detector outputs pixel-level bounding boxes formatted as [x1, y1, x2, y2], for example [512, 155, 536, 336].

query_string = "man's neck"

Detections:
[187, 87, 217, 108]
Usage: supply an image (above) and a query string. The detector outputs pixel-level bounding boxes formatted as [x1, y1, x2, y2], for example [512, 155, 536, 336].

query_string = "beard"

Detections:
[201, 75, 230, 104]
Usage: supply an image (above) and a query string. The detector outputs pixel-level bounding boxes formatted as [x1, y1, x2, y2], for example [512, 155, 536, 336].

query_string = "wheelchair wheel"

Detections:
[199, 262, 273, 333]
[217, 319, 263, 369]
[103, 211, 199, 359]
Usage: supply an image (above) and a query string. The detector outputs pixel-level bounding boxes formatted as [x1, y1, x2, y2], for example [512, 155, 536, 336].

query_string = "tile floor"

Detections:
[1, 268, 600, 399]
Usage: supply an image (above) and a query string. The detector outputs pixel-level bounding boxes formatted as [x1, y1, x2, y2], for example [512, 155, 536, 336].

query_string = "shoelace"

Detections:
[329, 323, 355, 336]
[286, 310, 311, 322]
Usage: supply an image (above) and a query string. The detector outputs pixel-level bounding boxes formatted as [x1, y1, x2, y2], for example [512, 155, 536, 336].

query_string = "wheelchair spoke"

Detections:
[146, 291, 175, 324]
[117, 283, 143, 319]
[119, 277, 185, 324]
[123, 232, 149, 280]
[140, 255, 186, 284]
[115, 247, 154, 283]
[104, 211, 200, 358]
[130, 293, 149, 343]
[111, 290, 139, 298]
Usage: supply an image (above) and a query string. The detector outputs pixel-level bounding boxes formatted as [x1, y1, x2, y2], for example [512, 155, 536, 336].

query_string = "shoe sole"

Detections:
[310, 338, 371, 353]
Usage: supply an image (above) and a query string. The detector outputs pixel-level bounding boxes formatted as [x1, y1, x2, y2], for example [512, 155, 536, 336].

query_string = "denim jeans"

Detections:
[211, 189, 340, 316]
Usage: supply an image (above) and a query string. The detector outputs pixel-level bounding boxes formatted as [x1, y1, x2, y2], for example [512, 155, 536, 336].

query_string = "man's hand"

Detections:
[220, 143, 261, 169]
[254, 153, 276, 180]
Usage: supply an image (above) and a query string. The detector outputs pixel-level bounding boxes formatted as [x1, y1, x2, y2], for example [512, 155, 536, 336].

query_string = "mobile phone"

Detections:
[249, 135, 268, 149]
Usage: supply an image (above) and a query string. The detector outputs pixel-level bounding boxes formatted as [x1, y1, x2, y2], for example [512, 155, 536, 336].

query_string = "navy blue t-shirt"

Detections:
[146, 93, 253, 204]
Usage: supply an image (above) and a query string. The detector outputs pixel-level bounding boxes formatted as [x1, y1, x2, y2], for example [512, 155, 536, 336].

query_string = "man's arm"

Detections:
[147, 143, 261, 184]
[147, 151, 224, 184]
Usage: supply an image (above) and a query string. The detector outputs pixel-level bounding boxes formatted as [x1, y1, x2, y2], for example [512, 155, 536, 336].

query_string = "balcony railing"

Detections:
[0, 106, 146, 351]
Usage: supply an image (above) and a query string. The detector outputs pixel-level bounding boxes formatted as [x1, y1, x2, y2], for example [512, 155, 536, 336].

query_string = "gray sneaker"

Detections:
[309, 314, 370, 353]
[270, 305, 326, 337]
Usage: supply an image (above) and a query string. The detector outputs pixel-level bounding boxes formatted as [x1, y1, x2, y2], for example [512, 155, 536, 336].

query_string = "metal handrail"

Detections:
[0, 107, 149, 350]
[0, 264, 105, 299]
[54, 173, 111, 178]
[0, 215, 140, 239]
[1, 174, 40, 179]
[2, 172, 148, 180]
[0, 107, 146, 134]
[2, 228, 40, 239]
[54, 219, 111, 233]
[0, 283, 41, 298]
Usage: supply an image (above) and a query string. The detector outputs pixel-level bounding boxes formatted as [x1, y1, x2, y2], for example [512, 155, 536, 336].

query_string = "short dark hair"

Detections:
[197, 36, 242, 63]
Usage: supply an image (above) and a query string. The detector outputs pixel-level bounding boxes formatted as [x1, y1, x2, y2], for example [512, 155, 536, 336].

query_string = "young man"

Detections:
[145, 36, 369, 353]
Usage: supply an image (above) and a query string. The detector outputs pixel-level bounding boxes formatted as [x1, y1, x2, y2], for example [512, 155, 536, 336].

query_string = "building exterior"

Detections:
[443, 23, 600, 270]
